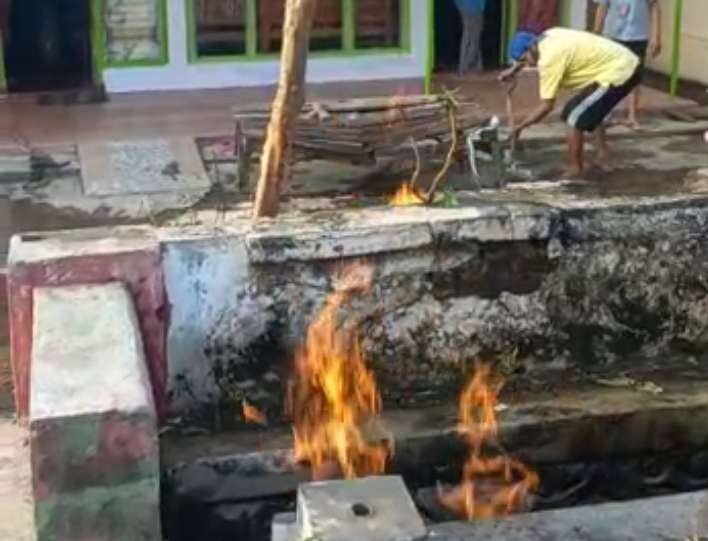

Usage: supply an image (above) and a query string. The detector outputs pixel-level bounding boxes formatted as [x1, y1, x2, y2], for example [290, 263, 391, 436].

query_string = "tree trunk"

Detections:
[252, 0, 318, 219]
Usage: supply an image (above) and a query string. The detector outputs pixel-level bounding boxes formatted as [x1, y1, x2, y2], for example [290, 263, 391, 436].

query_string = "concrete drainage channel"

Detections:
[161, 381, 708, 541]
[11, 191, 708, 541]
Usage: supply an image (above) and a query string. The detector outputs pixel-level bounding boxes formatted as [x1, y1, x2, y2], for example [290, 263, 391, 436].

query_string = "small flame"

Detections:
[242, 401, 268, 426]
[389, 183, 424, 207]
[287, 264, 392, 480]
[438, 363, 539, 520]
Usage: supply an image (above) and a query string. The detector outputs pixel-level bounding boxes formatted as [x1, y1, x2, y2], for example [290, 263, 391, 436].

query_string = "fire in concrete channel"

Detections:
[162, 255, 708, 541]
[9, 0, 708, 539]
[283, 263, 536, 514]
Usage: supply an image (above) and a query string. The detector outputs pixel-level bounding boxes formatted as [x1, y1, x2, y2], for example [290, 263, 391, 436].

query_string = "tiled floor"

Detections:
[0, 72, 695, 147]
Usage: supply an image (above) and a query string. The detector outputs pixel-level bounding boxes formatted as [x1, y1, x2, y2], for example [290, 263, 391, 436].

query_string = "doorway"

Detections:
[434, 1, 505, 73]
[3, 0, 93, 93]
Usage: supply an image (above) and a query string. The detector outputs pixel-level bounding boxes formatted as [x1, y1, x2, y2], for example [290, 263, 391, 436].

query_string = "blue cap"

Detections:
[509, 31, 539, 62]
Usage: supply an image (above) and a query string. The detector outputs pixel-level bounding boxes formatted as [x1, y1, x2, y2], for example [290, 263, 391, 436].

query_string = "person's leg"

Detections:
[621, 41, 648, 129]
[458, 15, 472, 75]
[626, 86, 641, 129]
[472, 14, 484, 71]
[561, 85, 604, 178]
[579, 69, 643, 174]
[565, 127, 585, 178]
[593, 124, 612, 170]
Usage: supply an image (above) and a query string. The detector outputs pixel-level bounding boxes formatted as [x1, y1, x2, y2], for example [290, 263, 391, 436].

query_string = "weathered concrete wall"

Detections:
[10, 197, 708, 425]
[165, 201, 708, 422]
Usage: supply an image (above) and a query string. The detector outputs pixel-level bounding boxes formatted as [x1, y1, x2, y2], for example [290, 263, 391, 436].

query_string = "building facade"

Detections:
[1, 0, 662, 98]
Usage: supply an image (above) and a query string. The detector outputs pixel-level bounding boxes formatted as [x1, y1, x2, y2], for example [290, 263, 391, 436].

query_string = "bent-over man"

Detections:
[501, 28, 641, 178]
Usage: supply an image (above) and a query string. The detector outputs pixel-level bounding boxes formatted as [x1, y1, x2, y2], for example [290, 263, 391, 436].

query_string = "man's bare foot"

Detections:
[558, 166, 585, 179]
[621, 118, 641, 130]
[591, 156, 614, 173]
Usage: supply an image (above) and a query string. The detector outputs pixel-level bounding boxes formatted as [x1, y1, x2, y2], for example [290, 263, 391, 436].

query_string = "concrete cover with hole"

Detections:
[297, 476, 426, 541]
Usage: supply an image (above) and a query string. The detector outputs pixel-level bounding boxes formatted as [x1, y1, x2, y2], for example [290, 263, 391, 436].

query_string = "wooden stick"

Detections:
[252, 0, 319, 219]
[425, 97, 460, 203]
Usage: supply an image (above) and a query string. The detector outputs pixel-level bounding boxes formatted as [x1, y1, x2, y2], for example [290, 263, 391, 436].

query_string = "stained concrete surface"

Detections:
[430, 490, 708, 540]
[0, 421, 35, 541]
[161, 374, 708, 468]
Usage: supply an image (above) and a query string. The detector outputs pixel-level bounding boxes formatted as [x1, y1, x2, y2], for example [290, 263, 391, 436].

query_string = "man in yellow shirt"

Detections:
[500, 28, 641, 178]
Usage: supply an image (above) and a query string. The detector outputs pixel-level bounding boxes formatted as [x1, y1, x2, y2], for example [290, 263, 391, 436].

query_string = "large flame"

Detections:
[438, 363, 539, 520]
[287, 265, 393, 480]
[389, 183, 424, 207]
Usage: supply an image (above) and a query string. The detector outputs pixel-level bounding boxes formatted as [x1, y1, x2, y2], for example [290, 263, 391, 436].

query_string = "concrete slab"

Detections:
[429, 490, 708, 540]
[30, 284, 153, 418]
[271, 512, 298, 541]
[79, 137, 211, 196]
[29, 283, 160, 541]
[524, 117, 708, 143]
[296, 476, 426, 541]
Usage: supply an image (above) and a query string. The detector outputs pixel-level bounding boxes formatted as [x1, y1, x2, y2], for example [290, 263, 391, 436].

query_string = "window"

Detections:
[355, 0, 401, 49]
[106, 0, 167, 64]
[188, 0, 408, 60]
[257, 0, 343, 53]
[193, 0, 247, 57]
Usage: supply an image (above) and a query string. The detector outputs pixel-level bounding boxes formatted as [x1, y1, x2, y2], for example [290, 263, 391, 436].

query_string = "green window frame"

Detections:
[0, 27, 7, 92]
[185, 0, 411, 63]
[95, 0, 170, 69]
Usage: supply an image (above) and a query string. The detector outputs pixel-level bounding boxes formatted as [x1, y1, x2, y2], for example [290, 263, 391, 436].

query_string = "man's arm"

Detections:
[593, 2, 608, 34]
[515, 99, 555, 136]
[649, 1, 662, 57]
[498, 62, 524, 83]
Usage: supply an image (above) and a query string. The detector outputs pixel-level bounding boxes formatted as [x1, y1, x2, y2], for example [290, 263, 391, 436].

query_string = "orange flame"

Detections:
[242, 401, 268, 426]
[438, 363, 539, 520]
[389, 183, 424, 207]
[287, 265, 393, 480]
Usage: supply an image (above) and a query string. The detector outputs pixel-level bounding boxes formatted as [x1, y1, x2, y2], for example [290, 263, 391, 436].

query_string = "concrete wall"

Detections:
[647, 0, 708, 86]
[13, 193, 708, 426]
[104, 0, 428, 93]
[568, 0, 588, 29]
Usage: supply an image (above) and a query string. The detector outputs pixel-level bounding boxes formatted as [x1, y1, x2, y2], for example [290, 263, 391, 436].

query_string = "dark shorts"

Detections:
[560, 66, 642, 132]
[616, 39, 649, 66]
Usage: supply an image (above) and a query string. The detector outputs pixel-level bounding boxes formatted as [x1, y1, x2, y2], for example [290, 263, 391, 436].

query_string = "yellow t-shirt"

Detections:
[537, 27, 640, 100]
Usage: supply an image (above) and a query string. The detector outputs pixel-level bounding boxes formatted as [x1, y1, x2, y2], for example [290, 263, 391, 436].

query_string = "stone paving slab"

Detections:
[524, 117, 708, 143]
[429, 490, 708, 540]
[79, 137, 211, 197]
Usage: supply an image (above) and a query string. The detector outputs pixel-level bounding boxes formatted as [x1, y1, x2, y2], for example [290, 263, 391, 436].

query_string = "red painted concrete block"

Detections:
[9, 250, 168, 419]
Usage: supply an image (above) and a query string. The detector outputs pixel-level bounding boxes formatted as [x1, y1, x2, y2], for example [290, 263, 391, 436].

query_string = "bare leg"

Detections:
[472, 15, 484, 71]
[563, 127, 585, 178]
[592, 124, 614, 172]
[458, 15, 472, 75]
[595, 124, 611, 161]
[626, 87, 641, 129]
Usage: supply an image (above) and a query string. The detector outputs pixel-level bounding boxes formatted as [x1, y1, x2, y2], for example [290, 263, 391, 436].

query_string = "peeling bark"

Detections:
[252, 0, 318, 219]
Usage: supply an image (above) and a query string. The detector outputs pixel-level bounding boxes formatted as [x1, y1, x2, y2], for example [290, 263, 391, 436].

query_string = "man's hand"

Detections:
[498, 68, 516, 83]
[511, 126, 524, 146]
[649, 39, 662, 58]
[498, 63, 522, 84]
